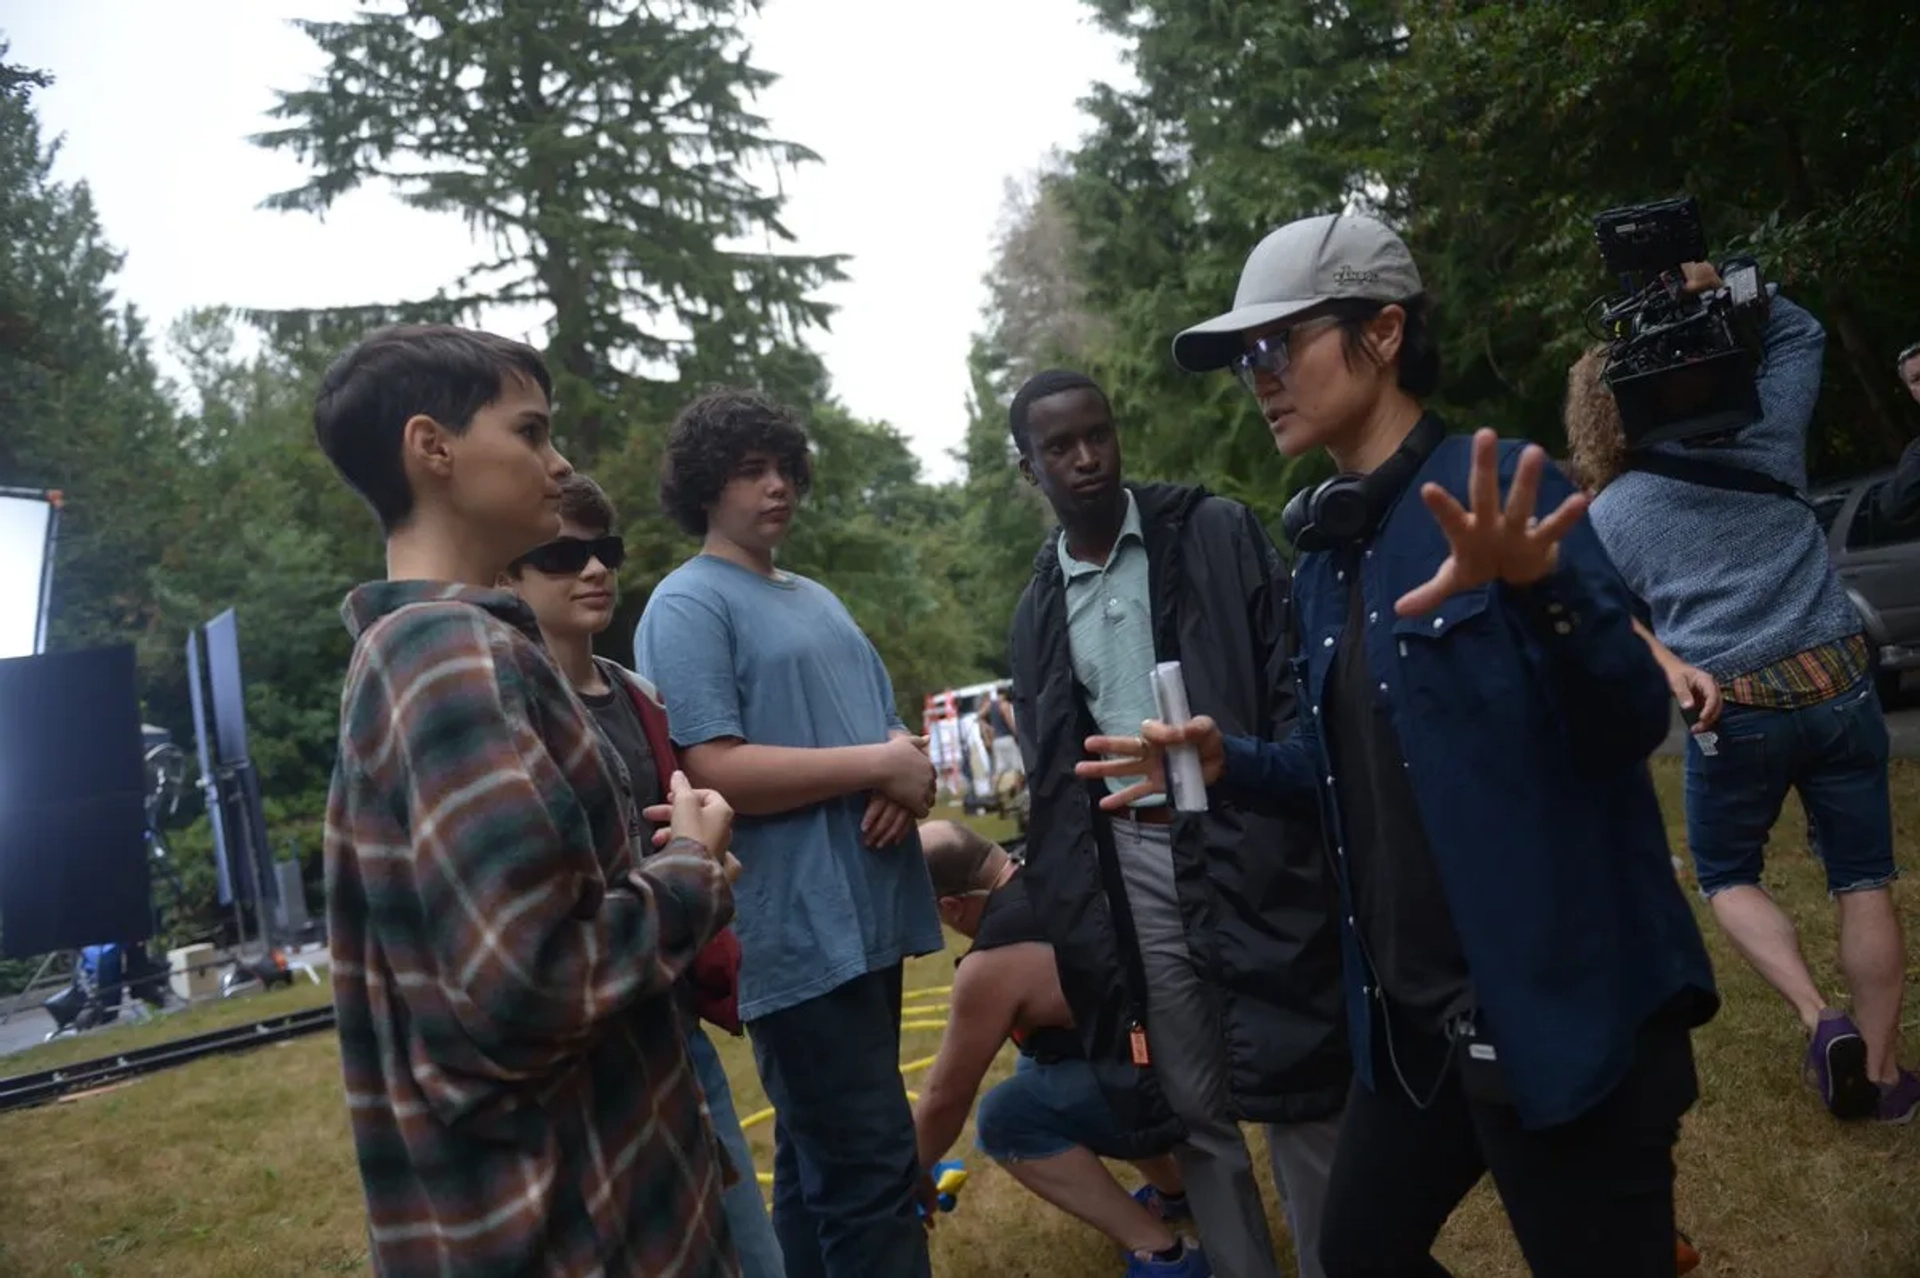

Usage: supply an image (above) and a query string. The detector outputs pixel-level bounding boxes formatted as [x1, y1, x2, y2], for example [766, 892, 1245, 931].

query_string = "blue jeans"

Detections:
[687, 1025, 786, 1278]
[1684, 676, 1898, 897]
[974, 1052, 1172, 1163]
[748, 964, 929, 1278]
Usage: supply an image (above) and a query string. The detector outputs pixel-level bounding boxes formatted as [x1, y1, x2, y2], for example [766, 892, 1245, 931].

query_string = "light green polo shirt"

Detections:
[1059, 490, 1164, 807]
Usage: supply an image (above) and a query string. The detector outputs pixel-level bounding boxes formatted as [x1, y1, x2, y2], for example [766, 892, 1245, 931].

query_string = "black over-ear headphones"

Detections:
[1281, 413, 1447, 553]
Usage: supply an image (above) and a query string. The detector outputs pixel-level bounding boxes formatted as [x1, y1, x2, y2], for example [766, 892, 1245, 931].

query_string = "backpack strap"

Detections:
[1623, 451, 1816, 514]
[602, 660, 744, 1036]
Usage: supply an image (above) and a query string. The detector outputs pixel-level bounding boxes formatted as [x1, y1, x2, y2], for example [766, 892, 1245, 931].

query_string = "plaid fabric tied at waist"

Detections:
[1725, 633, 1871, 709]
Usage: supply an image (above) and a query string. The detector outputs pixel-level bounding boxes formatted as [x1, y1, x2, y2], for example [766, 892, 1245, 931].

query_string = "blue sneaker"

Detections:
[1131, 1183, 1193, 1224]
[1125, 1239, 1211, 1277]
[1805, 1012, 1878, 1120]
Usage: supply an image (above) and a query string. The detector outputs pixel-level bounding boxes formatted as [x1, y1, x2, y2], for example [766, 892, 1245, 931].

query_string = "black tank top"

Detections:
[959, 874, 1083, 1063]
[986, 699, 1013, 735]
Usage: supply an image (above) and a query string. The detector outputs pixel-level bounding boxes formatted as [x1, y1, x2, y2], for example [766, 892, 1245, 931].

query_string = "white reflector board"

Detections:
[0, 491, 57, 660]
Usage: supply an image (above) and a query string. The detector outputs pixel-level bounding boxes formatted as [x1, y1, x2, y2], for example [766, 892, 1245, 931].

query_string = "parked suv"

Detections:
[1811, 469, 1920, 700]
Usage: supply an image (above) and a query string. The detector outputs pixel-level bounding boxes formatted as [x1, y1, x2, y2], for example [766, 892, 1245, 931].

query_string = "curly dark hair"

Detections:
[660, 389, 814, 537]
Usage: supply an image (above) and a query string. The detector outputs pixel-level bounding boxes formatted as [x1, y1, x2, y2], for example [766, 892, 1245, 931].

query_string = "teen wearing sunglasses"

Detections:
[504, 474, 784, 1278]
[1080, 214, 1719, 1276]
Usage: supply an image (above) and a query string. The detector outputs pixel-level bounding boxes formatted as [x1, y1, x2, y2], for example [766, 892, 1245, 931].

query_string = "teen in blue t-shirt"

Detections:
[636, 389, 944, 1278]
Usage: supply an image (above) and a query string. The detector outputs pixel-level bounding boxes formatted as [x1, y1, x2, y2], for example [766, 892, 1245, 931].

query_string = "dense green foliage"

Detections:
[2, 1, 1914, 982]
[1014, 0, 1920, 530]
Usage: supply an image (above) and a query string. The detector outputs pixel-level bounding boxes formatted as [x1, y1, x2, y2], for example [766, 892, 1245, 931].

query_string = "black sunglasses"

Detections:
[515, 535, 625, 576]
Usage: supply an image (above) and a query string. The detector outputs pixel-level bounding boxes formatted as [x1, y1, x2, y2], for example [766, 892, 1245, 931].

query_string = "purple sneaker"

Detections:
[1805, 1013, 1878, 1120]
[1876, 1069, 1919, 1125]
[1132, 1183, 1193, 1224]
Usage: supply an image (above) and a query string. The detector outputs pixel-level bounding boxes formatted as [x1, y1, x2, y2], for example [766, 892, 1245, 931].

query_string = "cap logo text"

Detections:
[1332, 266, 1379, 286]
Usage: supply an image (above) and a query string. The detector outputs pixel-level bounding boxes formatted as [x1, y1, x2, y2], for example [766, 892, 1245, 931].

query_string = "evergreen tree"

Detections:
[0, 44, 179, 662]
[253, 0, 845, 462]
[1052, 0, 1407, 533]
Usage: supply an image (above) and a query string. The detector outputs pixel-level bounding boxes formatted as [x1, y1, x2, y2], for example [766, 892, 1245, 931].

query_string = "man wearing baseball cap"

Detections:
[1077, 213, 1719, 1276]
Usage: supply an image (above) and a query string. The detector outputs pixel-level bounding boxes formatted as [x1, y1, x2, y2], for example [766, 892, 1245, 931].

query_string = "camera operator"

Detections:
[1568, 265, 1917, 1125]
[1083, 213, 1721, 1277]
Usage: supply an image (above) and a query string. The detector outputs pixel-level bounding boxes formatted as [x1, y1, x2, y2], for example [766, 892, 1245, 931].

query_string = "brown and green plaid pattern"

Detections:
[1725, 632, 1871, 708]
[325, 582, 740, 1278]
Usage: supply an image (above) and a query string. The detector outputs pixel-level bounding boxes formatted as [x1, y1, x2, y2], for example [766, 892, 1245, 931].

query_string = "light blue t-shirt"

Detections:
[634, 554, 944, 1021]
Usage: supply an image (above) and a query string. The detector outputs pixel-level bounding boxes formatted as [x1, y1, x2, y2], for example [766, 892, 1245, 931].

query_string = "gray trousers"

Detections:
[1114, 817, 1341, 1278]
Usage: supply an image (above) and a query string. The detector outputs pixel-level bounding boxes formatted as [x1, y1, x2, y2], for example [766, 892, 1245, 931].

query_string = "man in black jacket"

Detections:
[1006, 369, 1349, 1278]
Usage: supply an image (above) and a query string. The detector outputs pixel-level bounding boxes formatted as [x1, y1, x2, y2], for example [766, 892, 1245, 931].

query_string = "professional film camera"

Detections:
[1589, 197, 1770, 448]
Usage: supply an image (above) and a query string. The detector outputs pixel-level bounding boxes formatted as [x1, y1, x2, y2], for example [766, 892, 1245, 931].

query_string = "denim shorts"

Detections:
[973, 1052, 1171, 1164]
[1684, 676, 1898, 897]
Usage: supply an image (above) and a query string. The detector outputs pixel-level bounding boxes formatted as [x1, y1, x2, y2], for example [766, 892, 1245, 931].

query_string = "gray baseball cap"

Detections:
[1172, 213, 1424, 373]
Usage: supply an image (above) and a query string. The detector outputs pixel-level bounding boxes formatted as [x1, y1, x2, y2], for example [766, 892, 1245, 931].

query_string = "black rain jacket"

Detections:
[1008, 482, 1350, 1136]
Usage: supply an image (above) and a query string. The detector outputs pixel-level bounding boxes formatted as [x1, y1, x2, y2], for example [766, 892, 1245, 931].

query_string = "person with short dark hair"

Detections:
[1878, 342, 1920, 525]
[913, 819, 1207, 1277]
[317, 325, 740, 1277]
[502, 472, 784, 1278]
[1085, 214, 1721, 1275]
[635, 389, 945, 1278]
[1898, 342, 1920, 407]
[1007, 367, 1347, 1278]
[979, 688, 1023, 791]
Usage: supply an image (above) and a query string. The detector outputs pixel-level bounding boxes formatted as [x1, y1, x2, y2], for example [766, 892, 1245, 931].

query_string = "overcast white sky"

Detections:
[4, 0, 1131, 482]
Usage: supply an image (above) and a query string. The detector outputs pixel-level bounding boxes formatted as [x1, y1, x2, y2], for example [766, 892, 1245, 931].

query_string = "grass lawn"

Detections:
[1, 771, 1915, 1277]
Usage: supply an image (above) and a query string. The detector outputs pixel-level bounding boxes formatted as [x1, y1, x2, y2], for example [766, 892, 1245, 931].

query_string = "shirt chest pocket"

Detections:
[1387, 584, 1515, 709]
[1391, 583, 1495, 643]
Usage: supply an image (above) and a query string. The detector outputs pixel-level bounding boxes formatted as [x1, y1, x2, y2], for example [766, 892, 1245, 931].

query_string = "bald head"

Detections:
[920, 819, 1001, 897]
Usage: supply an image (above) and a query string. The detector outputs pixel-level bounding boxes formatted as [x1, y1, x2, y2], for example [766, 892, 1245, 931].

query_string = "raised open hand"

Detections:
[1394, 428, 1589, 618]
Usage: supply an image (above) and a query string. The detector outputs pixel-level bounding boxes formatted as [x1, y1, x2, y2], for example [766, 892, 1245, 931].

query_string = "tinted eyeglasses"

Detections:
[1232, 316, 1342, 393]
[515, 535, 625, 576]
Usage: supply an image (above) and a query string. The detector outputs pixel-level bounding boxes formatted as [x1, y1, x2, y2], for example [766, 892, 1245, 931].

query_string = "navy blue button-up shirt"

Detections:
[1219, 433, 1718, 1130]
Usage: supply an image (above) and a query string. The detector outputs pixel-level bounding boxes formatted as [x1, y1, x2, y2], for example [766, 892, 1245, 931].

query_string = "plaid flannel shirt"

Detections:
[325, 582, 739, 1278]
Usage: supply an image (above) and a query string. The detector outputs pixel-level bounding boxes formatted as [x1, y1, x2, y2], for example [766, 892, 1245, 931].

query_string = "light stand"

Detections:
[200, 768, 250, 959]
[184, 611, 317, 1000]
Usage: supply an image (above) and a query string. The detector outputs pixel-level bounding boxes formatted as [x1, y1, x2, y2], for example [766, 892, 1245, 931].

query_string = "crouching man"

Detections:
[911, 821, 1209, 1278]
